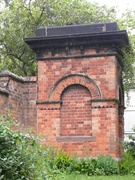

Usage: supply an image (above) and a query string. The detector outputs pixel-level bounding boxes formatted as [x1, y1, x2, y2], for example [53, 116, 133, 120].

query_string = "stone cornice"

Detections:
[91, 98, 120, 103]
[36, 100, 62, 104]
[24, 23, 129, 66]
[91, 98, 119, 108]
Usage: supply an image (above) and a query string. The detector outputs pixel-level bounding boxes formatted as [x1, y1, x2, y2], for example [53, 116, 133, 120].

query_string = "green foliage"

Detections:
[54, 151, 73, 171]
[119, 151, 135, 175]
[121, 47, 135, 92]
[54, 152, 120, 176]
[123, 126, 135, 158]
[0, 0, 116, 76]
[0, 0, 135, 91]
[59, 174, 135, 180]
[0, 114, 37, 179]
[120, 127, 135, 175]
[0, 113, 61, 180]
[1, 112, 135, 179]
[69, 158, 98, 175]
[96, 155, 119, 175]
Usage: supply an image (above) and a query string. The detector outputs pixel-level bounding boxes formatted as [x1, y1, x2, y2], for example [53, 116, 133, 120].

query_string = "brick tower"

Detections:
[24, 22, 129, 158]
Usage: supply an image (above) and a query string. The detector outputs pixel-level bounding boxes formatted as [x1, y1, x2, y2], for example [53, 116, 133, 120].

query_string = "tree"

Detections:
[0, 0, 134, 91]
[117, 9, 135, 91]
[0, 0, 117, 76]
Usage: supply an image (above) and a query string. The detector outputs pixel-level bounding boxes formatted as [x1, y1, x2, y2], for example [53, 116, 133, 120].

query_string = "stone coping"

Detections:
[0, 70, 37, 82]
[0, 86, 9, 95]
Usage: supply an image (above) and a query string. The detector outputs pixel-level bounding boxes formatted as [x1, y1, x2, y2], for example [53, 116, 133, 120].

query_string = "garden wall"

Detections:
[0, 71, 37, 131]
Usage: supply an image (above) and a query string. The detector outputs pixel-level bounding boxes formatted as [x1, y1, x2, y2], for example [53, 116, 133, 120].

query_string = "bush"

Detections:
[119, 151, 135, 175]
[121, 126, 135, 175]
[54, 151, 120, 176]
[0, 113, 60, 180]
[96, 154, 119, 175]
[70, 158, 97, 175]
[123, 127, 135, 158]
[3, 112, 135, 179]
[54, 151, 73, 171]
[0, 114, 37, 179]
[71, 155, 119, 176]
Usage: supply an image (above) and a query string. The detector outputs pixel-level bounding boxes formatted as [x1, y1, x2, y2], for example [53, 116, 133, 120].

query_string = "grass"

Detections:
[56, 174, 135, 180]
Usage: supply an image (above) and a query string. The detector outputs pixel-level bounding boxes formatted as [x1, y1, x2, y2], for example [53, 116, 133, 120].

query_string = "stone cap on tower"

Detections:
[24, 22, 129, 64]
[35, 22, 119, 37]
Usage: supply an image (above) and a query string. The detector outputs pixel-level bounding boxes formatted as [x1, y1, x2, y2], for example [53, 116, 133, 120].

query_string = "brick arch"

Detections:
[49, 74, 102, 101]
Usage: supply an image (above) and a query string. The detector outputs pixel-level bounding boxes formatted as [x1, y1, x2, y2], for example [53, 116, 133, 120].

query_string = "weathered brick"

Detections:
[0, 23, 127, 158]
[0, 72, 37, 131]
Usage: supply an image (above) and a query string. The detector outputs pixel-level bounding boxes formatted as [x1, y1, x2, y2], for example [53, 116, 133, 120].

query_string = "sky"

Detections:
[89, 0, 134, 12]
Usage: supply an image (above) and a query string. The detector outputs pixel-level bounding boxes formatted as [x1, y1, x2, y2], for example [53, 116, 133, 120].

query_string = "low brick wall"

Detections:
[0, 71, 37, 131]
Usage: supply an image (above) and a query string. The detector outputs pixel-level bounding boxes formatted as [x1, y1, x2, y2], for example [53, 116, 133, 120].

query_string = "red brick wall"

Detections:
[0, 53, 123, 158]
[0, 55, 124, 158]
[23, 77, 37, 130]
[37, 49, 123, 158]
[0, 72, 37, 131]
[0, 93, 9, 114]
[23, 23, 128, 158]
[61, 85, 92, 136]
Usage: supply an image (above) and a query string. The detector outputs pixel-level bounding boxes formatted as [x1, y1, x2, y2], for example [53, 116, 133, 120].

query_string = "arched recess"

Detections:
[60, 84, 92, 136]
[49, 74, 102, 101]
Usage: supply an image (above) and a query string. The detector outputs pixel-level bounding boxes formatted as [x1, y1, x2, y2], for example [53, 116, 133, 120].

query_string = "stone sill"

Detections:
[57, 136, 96, 142]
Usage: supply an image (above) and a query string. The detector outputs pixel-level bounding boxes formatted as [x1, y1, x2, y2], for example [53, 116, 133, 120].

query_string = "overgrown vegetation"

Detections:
[123, 127, 135, 159]
[1, 113, 135, 179]
[54, 153, 119, 176]
[0, 113, 61, 180]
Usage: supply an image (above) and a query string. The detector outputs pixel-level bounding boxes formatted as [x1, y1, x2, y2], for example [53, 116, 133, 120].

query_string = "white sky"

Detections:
[89, 0, 135, 12]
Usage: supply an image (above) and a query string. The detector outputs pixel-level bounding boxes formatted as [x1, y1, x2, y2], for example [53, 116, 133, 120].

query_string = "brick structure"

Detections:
[24, 22, 129, 158]
[0, 71, 37, 131]
[0, 22, 129, 158]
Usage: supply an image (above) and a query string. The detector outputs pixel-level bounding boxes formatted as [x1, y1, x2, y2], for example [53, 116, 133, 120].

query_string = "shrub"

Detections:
[54, 151, 73, 171]
[119, 151, 135, 175]
[54, 152, 120, 176]
[96, 154, 119, 175]
[70, 155, 119, 176]
[0, 114, 37, 179]
[71, 158, 97, 175]
[0, 113, 60, 180]
[123, 127, 135, 158]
